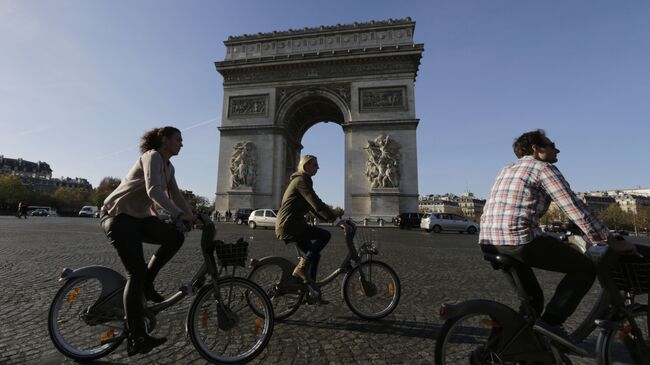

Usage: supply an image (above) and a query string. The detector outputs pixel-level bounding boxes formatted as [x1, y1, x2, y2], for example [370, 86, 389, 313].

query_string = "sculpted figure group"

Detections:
[230, 141, 256, 189]
[364, 134, 400, 188]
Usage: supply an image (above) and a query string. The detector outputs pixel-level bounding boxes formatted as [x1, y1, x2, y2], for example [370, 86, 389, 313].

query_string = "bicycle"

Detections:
[435, 247, 596, 364]
[247, 221, 401, 320]
[588, 243, 650, 364]
[48, 214, 274, 365]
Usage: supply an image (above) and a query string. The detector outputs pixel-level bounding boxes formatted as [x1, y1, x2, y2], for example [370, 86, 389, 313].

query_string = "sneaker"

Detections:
[533, 320, 587, 356]
[127, 333, 167, 356]
[306, 294, 330, 305]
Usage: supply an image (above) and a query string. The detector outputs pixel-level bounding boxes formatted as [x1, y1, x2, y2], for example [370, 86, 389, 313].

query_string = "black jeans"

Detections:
[292, 225, 331, 281]
[101, 214, 184, 326]
[481, 235, 596, 325]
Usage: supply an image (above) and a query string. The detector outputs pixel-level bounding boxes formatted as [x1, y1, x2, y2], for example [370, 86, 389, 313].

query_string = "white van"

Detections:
[78, 205, 99, 217]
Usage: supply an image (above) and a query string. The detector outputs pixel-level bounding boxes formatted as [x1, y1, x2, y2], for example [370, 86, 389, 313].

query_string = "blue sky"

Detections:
[2, 0, 648, 208]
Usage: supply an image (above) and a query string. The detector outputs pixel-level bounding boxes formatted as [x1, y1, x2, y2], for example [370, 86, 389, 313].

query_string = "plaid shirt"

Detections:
[479, 156, 609, 246]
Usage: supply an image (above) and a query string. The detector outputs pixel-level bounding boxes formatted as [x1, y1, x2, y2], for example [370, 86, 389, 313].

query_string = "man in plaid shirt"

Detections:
[479, 129, 629, 345]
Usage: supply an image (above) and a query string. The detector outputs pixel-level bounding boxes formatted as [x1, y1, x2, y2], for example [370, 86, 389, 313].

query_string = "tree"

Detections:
[53, 187, 90, 214]
[187, 194, 212, 214]
[0, 174, 29, 211]
[332, 207, 344, 218]
[90, 177, 120, 207]
[540, 205, 567, 225]
[598, 204, 628, 230]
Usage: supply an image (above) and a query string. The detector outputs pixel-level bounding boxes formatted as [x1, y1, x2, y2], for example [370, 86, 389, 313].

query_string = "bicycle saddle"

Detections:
[483, 253, 524, 271]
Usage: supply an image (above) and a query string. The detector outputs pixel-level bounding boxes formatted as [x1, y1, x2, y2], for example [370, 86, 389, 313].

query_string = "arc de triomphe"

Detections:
[213, 18, 424, 219]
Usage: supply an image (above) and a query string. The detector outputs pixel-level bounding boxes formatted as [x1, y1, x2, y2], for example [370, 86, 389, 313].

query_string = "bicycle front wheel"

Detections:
[596, 301, 649, 365]
[187, 277, 274, 365]
[342, 260, 400, 320]
[48, 276, 125, 361]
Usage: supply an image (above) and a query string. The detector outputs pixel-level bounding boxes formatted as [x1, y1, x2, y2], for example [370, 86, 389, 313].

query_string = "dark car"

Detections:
[30, 209, 49, 216]
[395, 212, 423, 229]
[233, 208, 254, 225]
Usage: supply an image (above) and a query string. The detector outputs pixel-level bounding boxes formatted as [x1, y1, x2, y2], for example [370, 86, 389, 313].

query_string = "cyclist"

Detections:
[100, 126, 197, 356]
[479, 129, 634, 346]
[275, 155, 352, 303]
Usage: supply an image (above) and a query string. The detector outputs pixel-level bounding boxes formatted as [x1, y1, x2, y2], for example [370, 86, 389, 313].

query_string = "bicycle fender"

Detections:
[441, 299, 520, 322]
[60, 265, 126, 299]
[251, 256, 295, 274]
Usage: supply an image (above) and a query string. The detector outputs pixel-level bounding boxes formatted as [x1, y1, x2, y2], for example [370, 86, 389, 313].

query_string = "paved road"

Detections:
[1, 216, 648, 364]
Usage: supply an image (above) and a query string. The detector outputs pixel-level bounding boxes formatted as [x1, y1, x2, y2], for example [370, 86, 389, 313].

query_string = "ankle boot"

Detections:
[126, 319, 167, 356]
[292, 257, 310, 281]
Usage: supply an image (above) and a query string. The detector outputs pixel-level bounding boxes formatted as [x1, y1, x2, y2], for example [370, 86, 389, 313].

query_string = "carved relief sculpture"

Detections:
[359, 86, 407, 112]
[229, 95, 268, 117]
[364, 134, 401, 188]
[230, 141, 256, 189]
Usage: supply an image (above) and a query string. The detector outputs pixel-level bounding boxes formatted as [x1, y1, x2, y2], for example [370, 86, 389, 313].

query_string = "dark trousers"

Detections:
[101, 214, 184, 327]
[293, 225, 331, 281]
[481, 235, 596, 325]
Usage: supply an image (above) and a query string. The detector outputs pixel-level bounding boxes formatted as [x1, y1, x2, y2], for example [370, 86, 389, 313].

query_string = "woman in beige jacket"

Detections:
[100, 126, 196, 356]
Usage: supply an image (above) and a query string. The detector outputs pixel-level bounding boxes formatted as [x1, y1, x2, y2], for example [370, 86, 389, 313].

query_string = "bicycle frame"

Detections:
[439, 253, 580, 363]
[59, 216, 230, 332]
[290, 223, 373, 291]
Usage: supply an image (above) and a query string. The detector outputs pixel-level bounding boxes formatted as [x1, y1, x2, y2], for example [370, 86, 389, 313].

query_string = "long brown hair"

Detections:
[140, 126, 180, 154]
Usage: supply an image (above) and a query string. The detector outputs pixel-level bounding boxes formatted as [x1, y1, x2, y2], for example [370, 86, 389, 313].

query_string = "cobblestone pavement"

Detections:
[1, 216, 649, 364]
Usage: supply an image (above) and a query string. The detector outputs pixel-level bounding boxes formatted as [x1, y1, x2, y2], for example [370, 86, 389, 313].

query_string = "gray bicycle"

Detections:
[48, 215, 274, 364]
[247, 221, 401, 320]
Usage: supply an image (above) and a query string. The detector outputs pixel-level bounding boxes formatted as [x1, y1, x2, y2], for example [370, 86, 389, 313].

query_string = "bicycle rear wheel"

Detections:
[247, 261, 303, 320]
[435, 311, 508, 365]
[48, 276, 125, 361]
[342, 260, 400, 320]
[187, 277, 274, 365]
[596, 301, 649, 365]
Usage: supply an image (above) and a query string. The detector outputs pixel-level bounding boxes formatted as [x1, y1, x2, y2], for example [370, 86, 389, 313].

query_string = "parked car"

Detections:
[395, 212, 423, 229]
[30, 209, 49, 216]
[78, 206, 99, 217]
[609, 229, 630, 236]
[233, 208, 254, 225]
[248, 209, 279, 229]
[420, 213, 479, 234]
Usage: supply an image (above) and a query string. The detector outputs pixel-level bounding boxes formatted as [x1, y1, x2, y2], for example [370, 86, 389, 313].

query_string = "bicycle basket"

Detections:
[611, 256, 650, 294]
[354, 227, 380, 256]
[213, 238, 249, 267]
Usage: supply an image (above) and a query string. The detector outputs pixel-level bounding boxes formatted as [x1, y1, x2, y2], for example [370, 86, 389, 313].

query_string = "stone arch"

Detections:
[275, 89, 349, 186]
[213, 18, 423, 220]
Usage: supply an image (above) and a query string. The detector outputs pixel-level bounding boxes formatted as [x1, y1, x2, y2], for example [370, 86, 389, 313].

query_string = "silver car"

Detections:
[248, 209, 279, 229]
[420, 213, 479, 234]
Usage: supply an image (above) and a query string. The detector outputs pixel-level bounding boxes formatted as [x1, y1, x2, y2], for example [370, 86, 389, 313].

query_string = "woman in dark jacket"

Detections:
[275, 155, 351, 294]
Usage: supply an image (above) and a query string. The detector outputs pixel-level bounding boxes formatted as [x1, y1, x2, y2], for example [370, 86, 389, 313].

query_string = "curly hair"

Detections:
[140, 126, 181, 154]
[512, 129, 548, 158]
